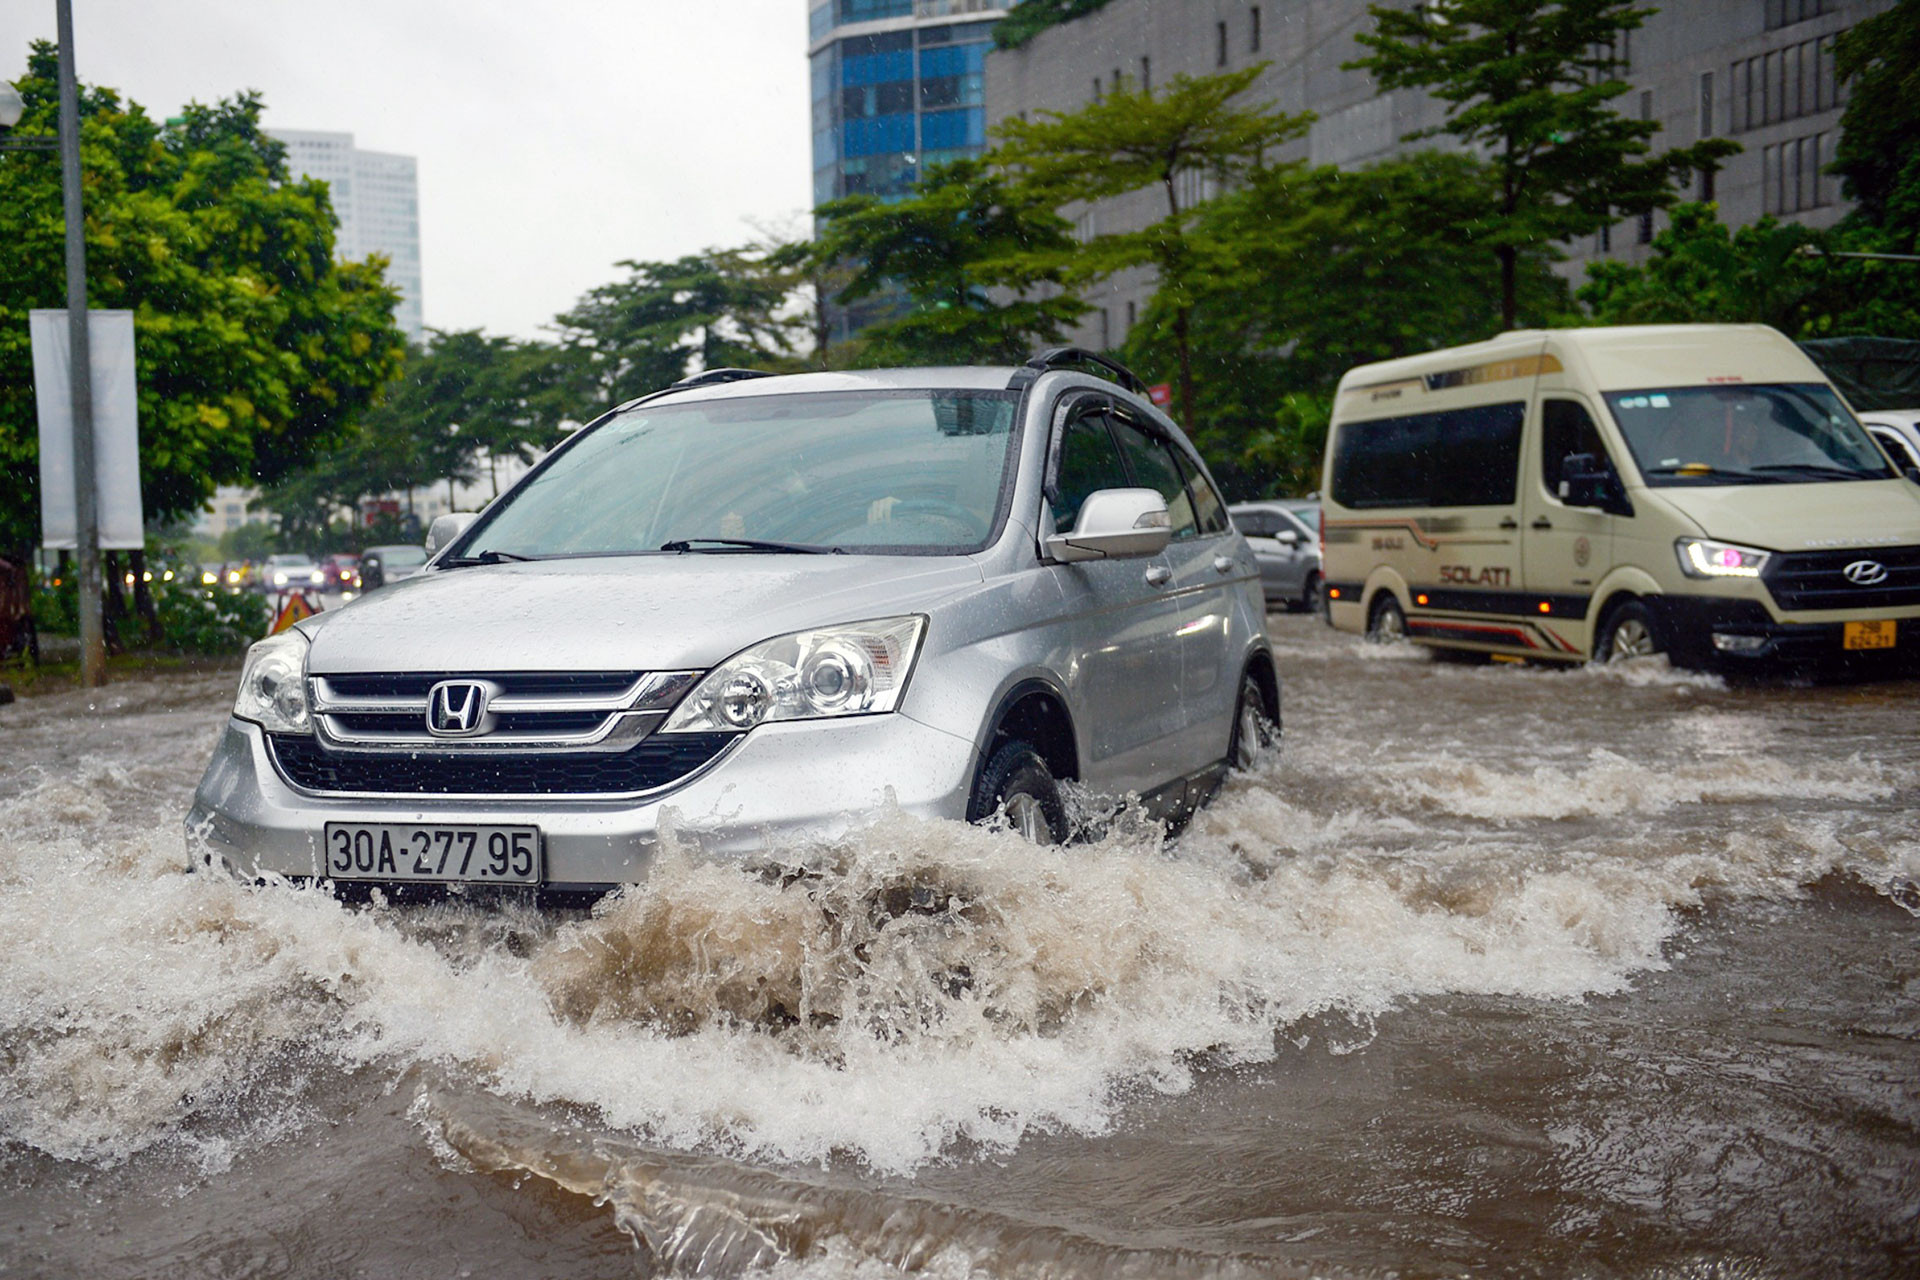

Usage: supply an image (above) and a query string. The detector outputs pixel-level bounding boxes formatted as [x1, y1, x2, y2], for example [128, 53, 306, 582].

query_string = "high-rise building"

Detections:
[809, 1, 1012, 340]
[984, 0, 1893, 355]
[270, 128, 425, 341]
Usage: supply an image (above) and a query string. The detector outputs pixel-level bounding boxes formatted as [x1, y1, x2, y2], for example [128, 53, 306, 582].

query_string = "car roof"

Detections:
[631, 367, 1019, 409]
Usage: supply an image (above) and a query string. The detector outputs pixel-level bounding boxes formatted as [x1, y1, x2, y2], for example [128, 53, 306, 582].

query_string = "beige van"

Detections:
[1319, 324, 1920, 671]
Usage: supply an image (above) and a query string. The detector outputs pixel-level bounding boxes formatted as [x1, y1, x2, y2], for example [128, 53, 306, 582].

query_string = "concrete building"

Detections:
[984, 0, 1892, 353]
[270, 128, 425, 342]
[809, 0, 1015, 340]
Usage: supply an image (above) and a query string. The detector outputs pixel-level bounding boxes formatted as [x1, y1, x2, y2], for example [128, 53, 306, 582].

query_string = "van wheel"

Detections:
[1596, 600, 1662, 662]
[1228, 671, 1279, 770]
[1367, 594, 1406, 644]
[969, 740, 1067, 845]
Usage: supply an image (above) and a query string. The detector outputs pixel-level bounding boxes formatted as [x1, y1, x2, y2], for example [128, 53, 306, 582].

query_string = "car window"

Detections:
[1049, 407, 1130, 533]
[1871, 427, 1920, 472]
[1170, 449, 1230, 536]
[1234, 510, 1278, 537]
[1276, 510, 1313, 540]
[1111, 418, 1198, 540]
[1541, 398, 1618, 495]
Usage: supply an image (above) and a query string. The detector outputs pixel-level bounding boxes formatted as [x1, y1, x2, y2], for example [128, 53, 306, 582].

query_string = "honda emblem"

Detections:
[426, 680, 494, 736]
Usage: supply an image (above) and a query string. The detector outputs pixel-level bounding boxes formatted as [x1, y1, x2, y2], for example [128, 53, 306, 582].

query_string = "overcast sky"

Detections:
[1, 0, 814, 340]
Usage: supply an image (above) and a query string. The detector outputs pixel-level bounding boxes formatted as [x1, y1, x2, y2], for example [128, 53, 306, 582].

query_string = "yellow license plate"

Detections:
[1843, 620, 1897, 650]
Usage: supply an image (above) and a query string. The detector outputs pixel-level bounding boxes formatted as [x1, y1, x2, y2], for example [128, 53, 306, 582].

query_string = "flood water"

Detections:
[1, 614, 1915, 1278]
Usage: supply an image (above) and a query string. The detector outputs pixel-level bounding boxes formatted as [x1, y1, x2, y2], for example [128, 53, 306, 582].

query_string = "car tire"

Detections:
[1595, 600, 1662, 663]
[1367, 594, 1407, 644]
[1298, 572, 1323, 616]
[968, 739, 1067, 845]
[1228, 670, 1279, 770]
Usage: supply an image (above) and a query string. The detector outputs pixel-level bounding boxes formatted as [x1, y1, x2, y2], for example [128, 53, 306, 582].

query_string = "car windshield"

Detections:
[1604, 383, 1892, 486]
[466, 390, 1021, 557]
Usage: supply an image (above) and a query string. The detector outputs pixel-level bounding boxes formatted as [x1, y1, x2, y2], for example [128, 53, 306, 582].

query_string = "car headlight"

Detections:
[659, 616, 926, 734]
[272, 572, 288, 586]
[233, 630, 312, 734]
[1675, 538, 1771, 579]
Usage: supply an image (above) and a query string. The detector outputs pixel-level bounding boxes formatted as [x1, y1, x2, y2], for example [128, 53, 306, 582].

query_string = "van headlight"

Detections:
[1675, 538, 1771, 579]
[660, 616, 926, 733]
[234, 629, 312, 734]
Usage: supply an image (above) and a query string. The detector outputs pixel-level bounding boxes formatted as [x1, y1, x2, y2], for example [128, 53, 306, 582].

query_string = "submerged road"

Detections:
[1, 614, 1915, 1278]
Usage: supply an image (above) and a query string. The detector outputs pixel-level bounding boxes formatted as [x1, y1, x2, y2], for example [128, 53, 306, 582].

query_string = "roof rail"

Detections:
[669, 367, 777, 390]
[1011, 347, 1151, 396]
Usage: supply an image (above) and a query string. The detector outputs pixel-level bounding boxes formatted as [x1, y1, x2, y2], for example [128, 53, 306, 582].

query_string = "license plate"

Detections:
[322, 823, 541, 883]
[1843, 620, 1897, 651]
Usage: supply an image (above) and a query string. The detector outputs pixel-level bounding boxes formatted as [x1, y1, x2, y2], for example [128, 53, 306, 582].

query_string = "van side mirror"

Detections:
[1558, 453, 1634, 517]
[425, 512, 478, 555]
[1045, 488, 1172, 562]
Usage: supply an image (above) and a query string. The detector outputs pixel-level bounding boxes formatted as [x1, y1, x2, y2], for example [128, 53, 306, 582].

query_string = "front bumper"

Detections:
[185, 712, 981, 891]
[1644, 596, 1920, 673]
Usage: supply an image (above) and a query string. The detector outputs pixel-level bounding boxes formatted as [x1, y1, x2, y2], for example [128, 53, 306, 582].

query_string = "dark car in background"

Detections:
[317, 554, 361, 592]
[358, 544, 429, 590]
[1229, 501, 1322, 613]
[0, 556, 35, 663]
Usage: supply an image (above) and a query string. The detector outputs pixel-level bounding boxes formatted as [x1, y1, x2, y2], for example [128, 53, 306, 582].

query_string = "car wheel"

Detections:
[1596, 600, 1662, 663]
[1228, 670, 1279, 770]
[1367, 594, 1407, 644]
[968, 739, 1067, 845]
[1299, 572, 1323, 616]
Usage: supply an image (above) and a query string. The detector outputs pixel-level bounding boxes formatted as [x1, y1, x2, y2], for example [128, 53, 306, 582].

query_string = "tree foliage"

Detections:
[1348, 0, 1738, 327]
[814, 159, 1085, 366]
[993, 0, 1118, 50]
[0, 42, 404, 557]
[993, 65, 1313, 430]
[1830, 0, 1920, 224]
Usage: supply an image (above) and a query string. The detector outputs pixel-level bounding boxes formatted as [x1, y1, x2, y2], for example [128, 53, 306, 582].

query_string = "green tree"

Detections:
[993, 65, 1313, 431]
[550, 247, 802, 412]
[1577, 203, 1828, 329]
[1829, 0, 1920, 224]
[993, 0, 1119, 50]
[1133, 151, 1573, 496]
[0, 43, 404, 557]
[814, 158, 1086, 366]
[1348, 0, 1738, 329]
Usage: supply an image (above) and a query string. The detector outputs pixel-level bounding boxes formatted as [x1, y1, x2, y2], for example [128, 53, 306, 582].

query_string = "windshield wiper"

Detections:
[1748, 463, 1879, 481]
[441, 549, 538, 567]
[659, 537, 835, 555]
[1640, 464, 1765, 481]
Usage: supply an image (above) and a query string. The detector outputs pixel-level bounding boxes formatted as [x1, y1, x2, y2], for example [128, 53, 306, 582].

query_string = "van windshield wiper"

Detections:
[1640, 464, 1765, 482]
[659, 537, 835, 554]
[1747, 463, 1880, 481]
[441, 549, 538, 567]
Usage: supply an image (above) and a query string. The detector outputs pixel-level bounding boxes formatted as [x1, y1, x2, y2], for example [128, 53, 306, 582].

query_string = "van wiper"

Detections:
[1748, 463, 1878, 481]
[660, 537, 835, 554]
[1640, 464, 1761, 481]
[441, 549, 537, 567]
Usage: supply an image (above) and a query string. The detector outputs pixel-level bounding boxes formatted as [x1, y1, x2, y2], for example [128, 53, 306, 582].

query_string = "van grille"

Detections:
[267, 732, 737, 796]
[1763, 545, 1920, 612]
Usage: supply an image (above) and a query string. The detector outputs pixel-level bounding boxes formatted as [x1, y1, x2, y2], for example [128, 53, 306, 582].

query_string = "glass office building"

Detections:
[809, 1, 1006, 210]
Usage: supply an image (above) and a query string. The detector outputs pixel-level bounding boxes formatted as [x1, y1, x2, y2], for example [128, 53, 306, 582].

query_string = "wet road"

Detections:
[1, 615, 1915, 1278]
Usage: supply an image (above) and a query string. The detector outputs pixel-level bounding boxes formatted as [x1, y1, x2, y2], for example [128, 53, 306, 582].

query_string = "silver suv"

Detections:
[187, 352, 1279, 897]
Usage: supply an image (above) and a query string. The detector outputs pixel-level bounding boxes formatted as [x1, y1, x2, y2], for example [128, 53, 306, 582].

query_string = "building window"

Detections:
[1126, 300, 1137, 332]
[1766, 0, 1836, 30]
[1598, 221, 1611, 254]
[1731, 32, 1840, 132]
[1217, 21, 1228, 66]
[1092, 77, 1102, 101]
[1140, 55, 1151, 92]
[1761, 130, 1832, 214]
[1112, 67, 1122, 93]
[1698, 70, 1714, 138]
[1250, 6, 1261, 53]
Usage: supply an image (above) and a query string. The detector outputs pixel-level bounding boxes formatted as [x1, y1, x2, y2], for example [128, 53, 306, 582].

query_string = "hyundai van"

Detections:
[1319, 325, 1920, 671]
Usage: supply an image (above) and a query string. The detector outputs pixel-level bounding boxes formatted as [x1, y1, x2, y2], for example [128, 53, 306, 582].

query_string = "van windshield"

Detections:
[465, 390, 1020, 558]
[1604, 383, 1892, 486]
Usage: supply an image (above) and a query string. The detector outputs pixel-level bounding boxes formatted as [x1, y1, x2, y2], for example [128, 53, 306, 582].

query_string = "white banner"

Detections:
[31, 309, 144, 550]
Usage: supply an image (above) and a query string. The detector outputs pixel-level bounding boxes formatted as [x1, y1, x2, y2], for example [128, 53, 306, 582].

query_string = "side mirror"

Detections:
[425, 512, 478, 555]
[1272, 528, 1302, 546]
[1558, 453, 1634, 517]
[1046, 488, 1172, 563]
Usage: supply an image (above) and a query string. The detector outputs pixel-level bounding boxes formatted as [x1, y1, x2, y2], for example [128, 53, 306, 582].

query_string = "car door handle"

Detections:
[1499, 517, 1519, 530]
[1145, 565, 1173, 587]
[1212, 555, 1235, 574]
[1531, 517, 1553, 529]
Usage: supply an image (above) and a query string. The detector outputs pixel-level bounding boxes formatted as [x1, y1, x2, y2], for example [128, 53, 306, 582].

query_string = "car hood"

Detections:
[1650, 479, 1920, 551]
[301, 554, 985, 673]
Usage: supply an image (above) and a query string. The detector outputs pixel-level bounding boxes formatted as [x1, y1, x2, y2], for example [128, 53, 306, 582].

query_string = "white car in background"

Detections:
[256, 555, 323, 592]
[1861, 410, 1920, 475]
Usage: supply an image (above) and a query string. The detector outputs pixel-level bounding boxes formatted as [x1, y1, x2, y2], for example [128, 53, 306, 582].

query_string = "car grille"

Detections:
[308, 669, 699, 752]
[267, 731, 738, 796]
[1763, 544, 1920, 612]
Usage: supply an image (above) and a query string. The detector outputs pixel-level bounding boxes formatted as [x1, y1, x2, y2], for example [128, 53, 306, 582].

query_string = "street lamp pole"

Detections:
[56, 0, 105, 687]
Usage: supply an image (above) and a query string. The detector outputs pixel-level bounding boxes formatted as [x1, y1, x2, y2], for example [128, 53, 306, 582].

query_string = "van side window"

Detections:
[1111, 419, 1200, 539]
[1329, 402, 1525, 508]
[1541, 399, 1615, 494]
[1049, 409, 1130, 533]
